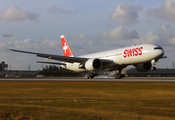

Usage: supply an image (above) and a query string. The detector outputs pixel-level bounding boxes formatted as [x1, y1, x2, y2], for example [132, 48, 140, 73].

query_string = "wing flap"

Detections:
[36, 61, 66, 65]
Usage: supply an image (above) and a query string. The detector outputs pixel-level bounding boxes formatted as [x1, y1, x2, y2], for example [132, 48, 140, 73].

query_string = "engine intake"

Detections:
[85, 58, 102, 71]
[135, 62, 152, 72]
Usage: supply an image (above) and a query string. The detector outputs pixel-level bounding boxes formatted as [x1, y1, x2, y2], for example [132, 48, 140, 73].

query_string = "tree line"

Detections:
[37, 65, 84, 77]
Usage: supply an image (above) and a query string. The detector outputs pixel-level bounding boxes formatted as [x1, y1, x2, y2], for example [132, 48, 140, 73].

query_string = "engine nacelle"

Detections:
[85, 58, 102, 71]
[135, 62, 152, 72]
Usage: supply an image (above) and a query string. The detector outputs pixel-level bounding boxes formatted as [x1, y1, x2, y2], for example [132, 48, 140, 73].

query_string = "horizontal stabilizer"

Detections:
[160, 56, 167, 59]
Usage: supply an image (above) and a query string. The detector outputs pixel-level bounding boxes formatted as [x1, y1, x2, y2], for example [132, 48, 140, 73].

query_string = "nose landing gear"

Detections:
[151, 59, 157, 70]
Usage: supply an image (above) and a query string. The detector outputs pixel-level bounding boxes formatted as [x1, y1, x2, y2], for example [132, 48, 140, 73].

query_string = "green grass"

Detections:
[0, 81, 175, 119]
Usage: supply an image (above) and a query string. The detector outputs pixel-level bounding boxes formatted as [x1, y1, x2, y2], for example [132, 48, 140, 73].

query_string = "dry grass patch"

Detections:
[0, 81, 174, 119]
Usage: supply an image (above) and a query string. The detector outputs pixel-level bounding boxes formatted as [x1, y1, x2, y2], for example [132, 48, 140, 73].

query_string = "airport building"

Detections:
[0, 61, 8, 71]
[0, 61, 38, 77]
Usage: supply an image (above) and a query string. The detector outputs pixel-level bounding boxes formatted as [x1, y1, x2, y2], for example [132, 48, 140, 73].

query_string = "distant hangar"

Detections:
[126, 68, 175, 77]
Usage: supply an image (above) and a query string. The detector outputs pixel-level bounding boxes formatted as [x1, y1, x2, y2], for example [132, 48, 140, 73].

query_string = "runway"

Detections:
[0, 77, 175, 83]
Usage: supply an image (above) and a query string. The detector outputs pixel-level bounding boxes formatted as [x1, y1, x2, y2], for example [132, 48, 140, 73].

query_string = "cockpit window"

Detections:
[154, 47, 162, 50]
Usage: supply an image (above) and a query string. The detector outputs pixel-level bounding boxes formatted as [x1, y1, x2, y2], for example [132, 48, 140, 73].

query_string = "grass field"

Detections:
[0, 81, 175, 120]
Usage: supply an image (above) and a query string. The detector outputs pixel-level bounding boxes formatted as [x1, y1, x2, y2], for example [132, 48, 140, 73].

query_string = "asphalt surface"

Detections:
[0, 77, 175, 83]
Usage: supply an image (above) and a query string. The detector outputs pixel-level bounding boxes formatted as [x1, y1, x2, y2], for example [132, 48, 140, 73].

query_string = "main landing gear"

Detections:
[87, 72, 97, 79]
[114, 73, 125, 79]
[114, 69, 125, 79]
[87, 69, 125, 79]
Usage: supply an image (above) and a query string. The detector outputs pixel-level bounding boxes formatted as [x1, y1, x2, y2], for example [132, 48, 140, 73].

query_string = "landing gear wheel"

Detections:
[115, 74, 121, 79]
[153, 67, 156, 70]
[87, 72, 97, 79]
[114, 73, 125, 79]
[87, 76, 94, 79]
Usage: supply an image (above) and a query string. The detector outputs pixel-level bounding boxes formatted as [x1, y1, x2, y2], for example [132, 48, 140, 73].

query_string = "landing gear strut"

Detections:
[87, 72, 97, 79]
[151, 59, 157, 70]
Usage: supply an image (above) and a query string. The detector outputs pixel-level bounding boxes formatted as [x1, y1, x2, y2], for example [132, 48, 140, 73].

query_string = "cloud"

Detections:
[97, 26, 139, 40]
[41, 38, 60, 49]
[133, 31, 159, 44]
[0, 5, 40, 22]
[111, 3, 143, 25]
[70, 33, 87, 40]
[146, 0, 175, 21]
[133, 24, 175, 49]
[67, 27, 139, 53]
[70, 45, 86, 53]
[0, 34, 63, 70]
[1, 34, 60, 53]
[3, 33, 13, 38]
[48, 6, 79, 14]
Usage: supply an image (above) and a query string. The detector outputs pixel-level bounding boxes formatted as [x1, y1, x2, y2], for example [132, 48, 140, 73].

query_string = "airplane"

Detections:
[9, 35, 166, 79]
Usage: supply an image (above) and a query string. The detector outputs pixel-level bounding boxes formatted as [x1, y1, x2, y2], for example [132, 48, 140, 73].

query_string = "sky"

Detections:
[0, 0, 175, 70]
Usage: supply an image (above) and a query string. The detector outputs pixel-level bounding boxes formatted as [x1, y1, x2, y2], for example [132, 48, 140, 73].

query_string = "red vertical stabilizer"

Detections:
[60, 35, 74, 57]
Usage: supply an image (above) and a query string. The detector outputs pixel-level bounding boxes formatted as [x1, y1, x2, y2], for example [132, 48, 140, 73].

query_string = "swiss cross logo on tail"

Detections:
[63, 42, 68, 53]
[61, 35, 74, 57]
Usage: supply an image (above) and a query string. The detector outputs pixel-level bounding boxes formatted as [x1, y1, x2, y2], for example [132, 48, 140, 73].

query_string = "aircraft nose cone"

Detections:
[159, 47, 164, 58]
[154, 45, 164, 59]
[162, 47, 165, 55]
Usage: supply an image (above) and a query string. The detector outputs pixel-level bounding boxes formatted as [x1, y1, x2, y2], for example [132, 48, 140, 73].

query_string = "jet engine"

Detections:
[135, 62, 152, 72]
[85, 58, 102, 71]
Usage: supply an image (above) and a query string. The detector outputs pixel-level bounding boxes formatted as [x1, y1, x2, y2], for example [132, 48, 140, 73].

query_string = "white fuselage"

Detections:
[62, 44, 164, 72]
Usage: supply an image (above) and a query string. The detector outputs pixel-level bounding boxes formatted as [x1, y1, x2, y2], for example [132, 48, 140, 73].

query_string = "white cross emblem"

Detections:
[63, 42, 68, 53]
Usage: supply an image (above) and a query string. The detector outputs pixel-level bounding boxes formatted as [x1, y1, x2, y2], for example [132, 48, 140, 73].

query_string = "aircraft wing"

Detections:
[9, 49, 113, 64]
